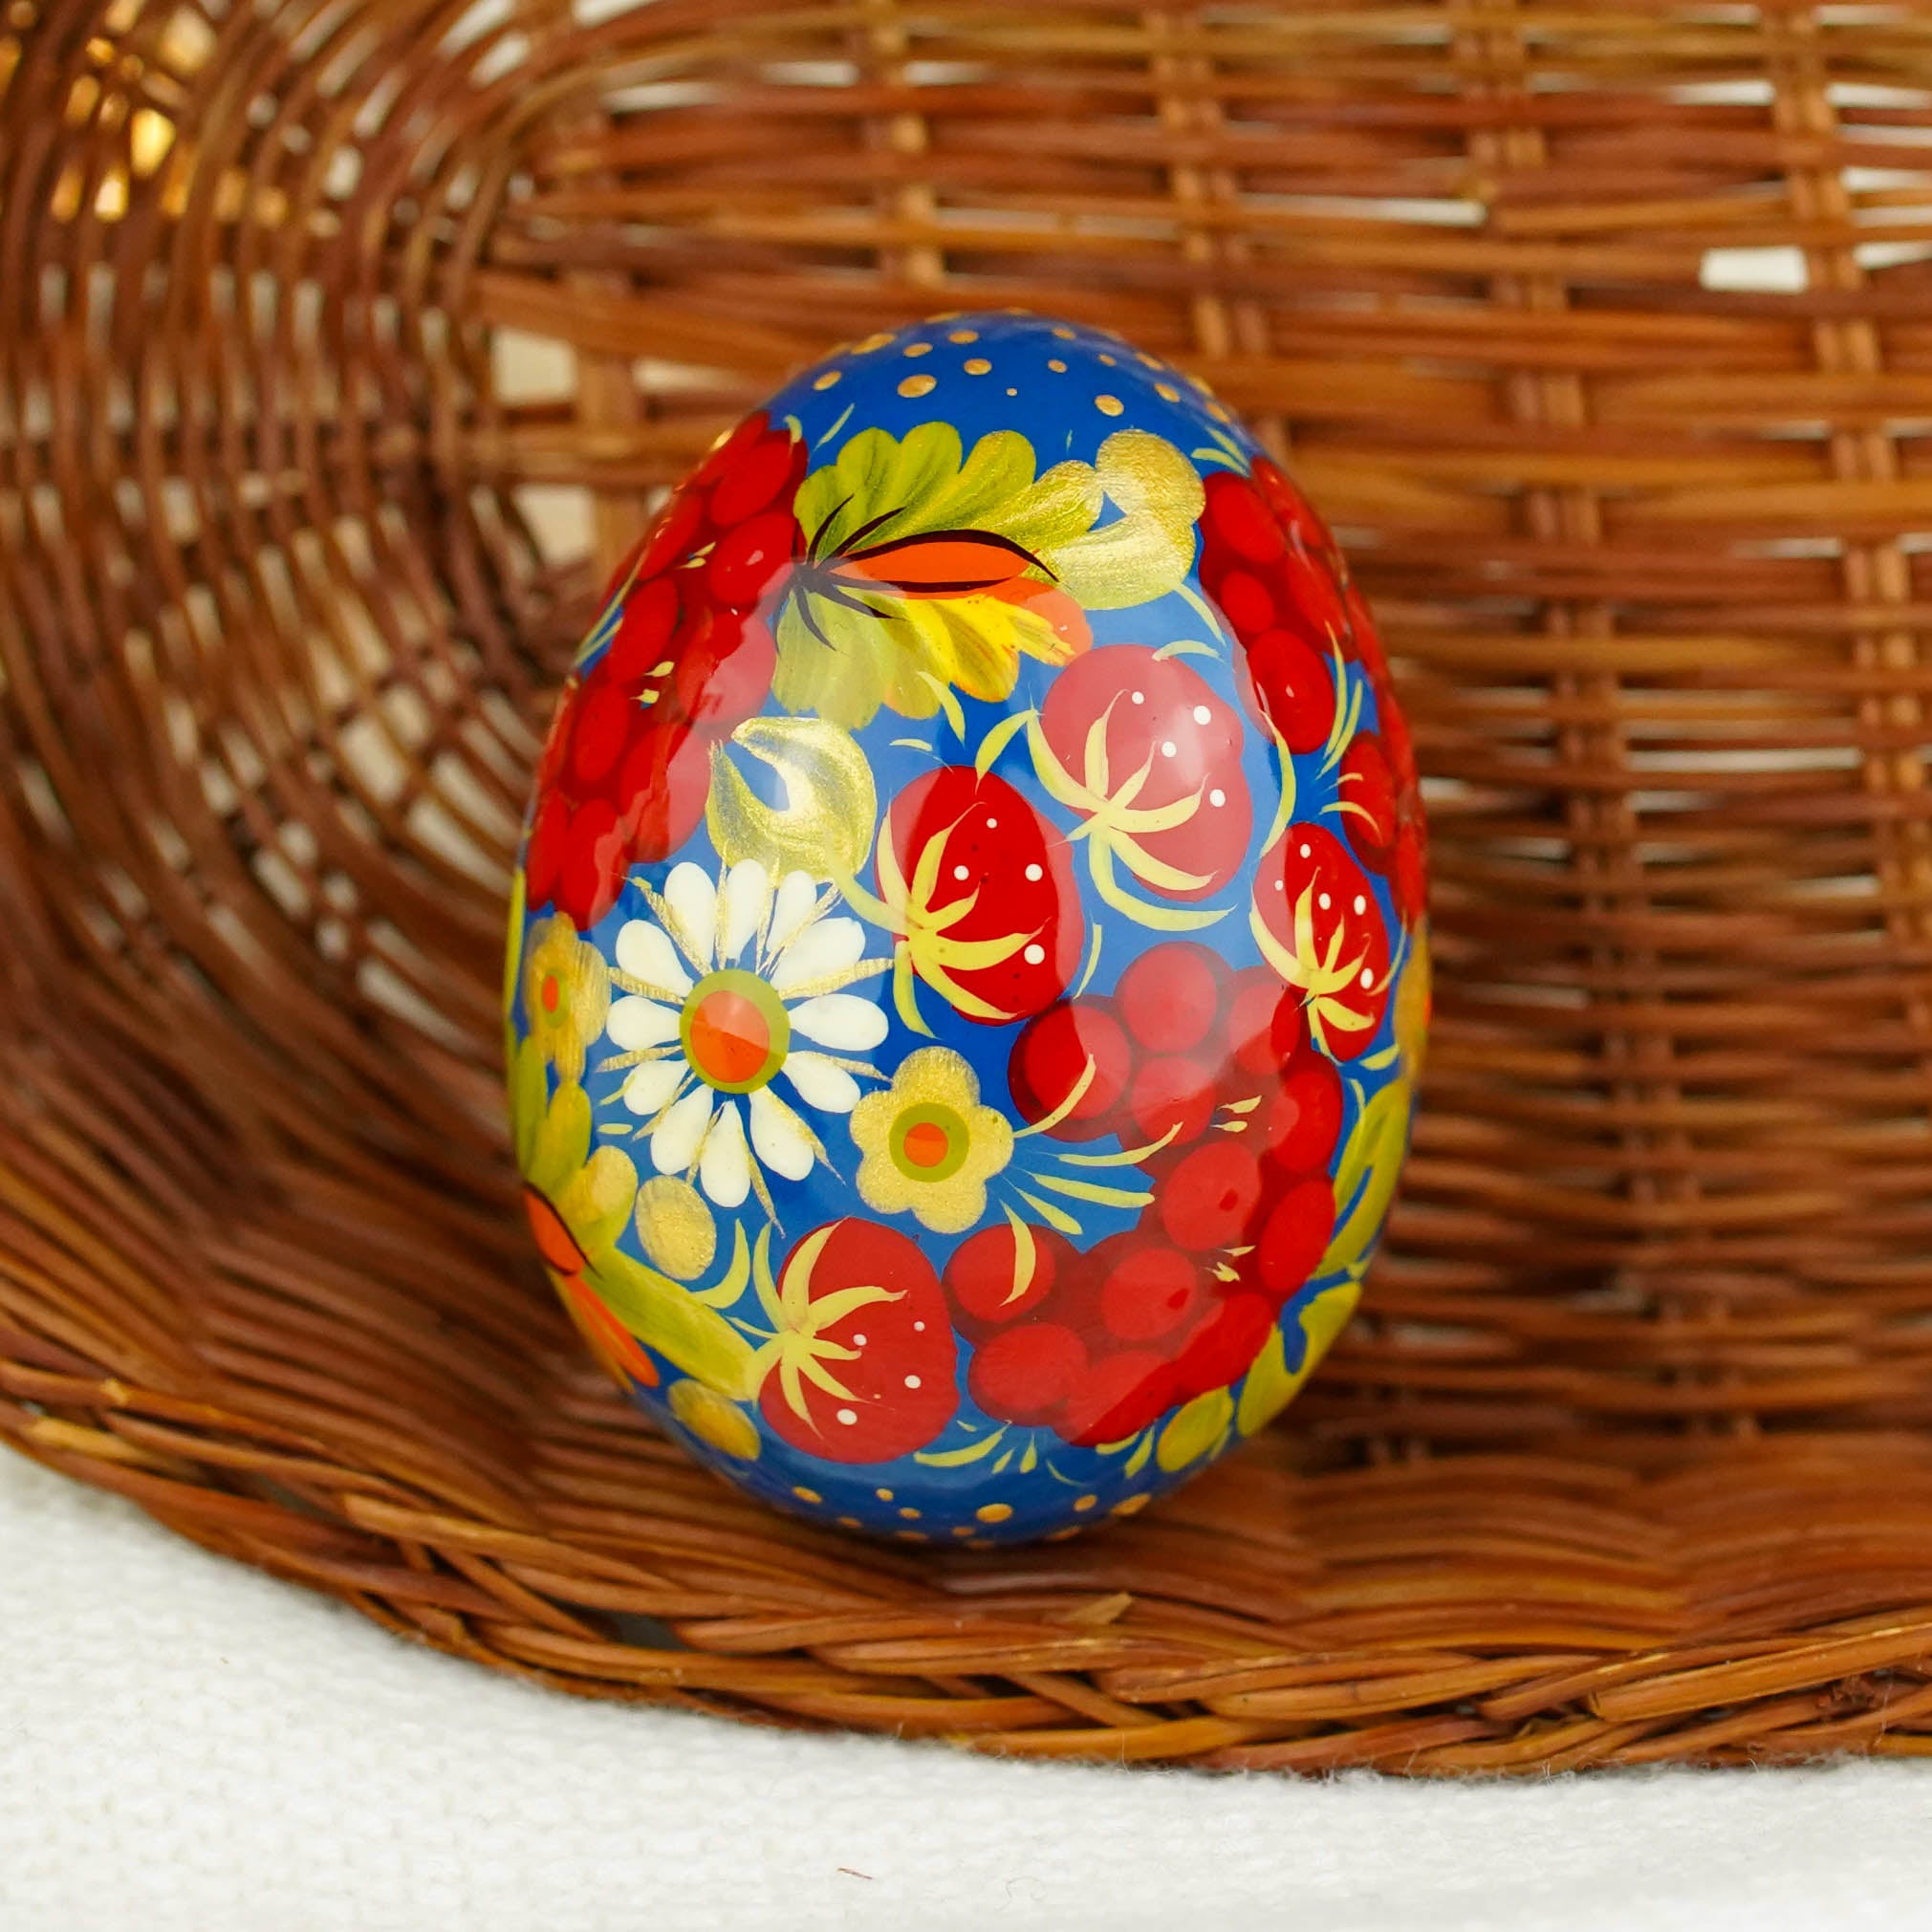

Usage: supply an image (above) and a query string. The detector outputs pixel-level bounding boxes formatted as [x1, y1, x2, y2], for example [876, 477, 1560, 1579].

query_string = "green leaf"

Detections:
[1319, 1081, 1415, 1280]
[586, 1249, 761, 1400]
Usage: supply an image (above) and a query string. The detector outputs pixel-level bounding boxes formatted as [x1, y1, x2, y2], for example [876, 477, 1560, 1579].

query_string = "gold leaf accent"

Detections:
[706, 715, 877, 882]
[1042, 430, 1205, 611]
[635, 1175, 717, 1282]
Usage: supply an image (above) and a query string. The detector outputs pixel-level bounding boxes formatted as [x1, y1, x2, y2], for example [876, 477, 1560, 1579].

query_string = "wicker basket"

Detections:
[9, 0, 1932, 1770]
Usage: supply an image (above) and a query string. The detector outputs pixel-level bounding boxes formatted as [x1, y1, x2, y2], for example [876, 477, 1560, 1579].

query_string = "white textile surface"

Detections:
[3, 1449, 1928, 1932]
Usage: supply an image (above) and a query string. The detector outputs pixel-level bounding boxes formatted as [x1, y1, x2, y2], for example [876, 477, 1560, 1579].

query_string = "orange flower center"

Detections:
[901, 1119, 953, 1169]
[540, 972, 563, 1015]
[680, 969, 790, 1094]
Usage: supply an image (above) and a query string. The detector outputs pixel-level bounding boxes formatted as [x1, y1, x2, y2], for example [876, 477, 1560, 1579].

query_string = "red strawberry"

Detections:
[944, 1223, 1077, 1339]
[1236, 627, 1336, 754]
[880, 767, 1083, 1024]
[1036, 644, 1252, 902]
[758, 1220, 958, 1465]
[1008, 999, 1131, 1139]
[1253, 823, 1391, 1060]
[1202, 469, 1288, 570]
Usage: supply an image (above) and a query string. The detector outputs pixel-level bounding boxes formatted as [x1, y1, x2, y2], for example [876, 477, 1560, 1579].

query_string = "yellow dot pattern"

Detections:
[852, 331, 894, 353]
[813, 370, 841, 391]
[899, 1506, 922, 1520]
[1096, 394, 1123, 416]
[948, 328, 979, 343]
[903, 340, 932, 358]
[975, 1502, 1013, 1524]
[1074, 1493, 1098, 1512]
[1156, 381, 1181, 402]
[899, 373, 936, 398]
[792, 1486, 822, 1505]
[1047, 358, 1067, 372]
[964, 358, 991, 376]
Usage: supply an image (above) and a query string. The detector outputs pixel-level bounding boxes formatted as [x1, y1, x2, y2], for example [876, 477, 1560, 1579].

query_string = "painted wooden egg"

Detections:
[506, 312, 1426, 1545]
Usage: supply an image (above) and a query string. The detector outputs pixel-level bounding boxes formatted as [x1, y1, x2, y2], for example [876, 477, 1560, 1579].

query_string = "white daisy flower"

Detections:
[602, 859, 889, 1210]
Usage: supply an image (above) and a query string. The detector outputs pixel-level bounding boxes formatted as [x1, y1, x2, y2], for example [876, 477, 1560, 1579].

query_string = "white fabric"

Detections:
[4, 1448, 1928, 1932]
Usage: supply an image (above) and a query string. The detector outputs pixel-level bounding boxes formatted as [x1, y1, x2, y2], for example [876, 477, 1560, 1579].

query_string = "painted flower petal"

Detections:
[749, 1086, 815, 1182]
[621, 1059, 685, 1118]
[608, 994, 683, 1051]
[663, 861, 719, 969]
[781, 1051, 861, 1116]
[771, 914, 866, 991]
[699, 1099, 752, 1207]
[651, 1085, 714, 1177]
[718, 859, 772, 965]
[788, 993, 888, 1053]
[614, 919, 693, 998]
[767, 871, 820, 959]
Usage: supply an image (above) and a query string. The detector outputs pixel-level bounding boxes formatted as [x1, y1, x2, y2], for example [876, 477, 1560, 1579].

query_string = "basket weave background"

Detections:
[11, 0, 1932, 1771]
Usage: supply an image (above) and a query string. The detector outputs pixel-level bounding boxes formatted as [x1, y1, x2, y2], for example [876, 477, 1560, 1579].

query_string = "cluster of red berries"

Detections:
[524, 414, 804, 929]
[943, 941, 1341, 1446]
[1201, 460, 1426, 928]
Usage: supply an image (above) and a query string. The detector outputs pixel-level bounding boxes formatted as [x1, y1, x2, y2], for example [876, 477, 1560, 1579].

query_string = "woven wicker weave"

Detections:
[10, 0, 1932, 1770]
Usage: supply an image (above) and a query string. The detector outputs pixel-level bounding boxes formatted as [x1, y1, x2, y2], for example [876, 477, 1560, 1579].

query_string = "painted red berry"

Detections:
[883, 768, 1083, 1024]
[1253, 1056, 1344, 1176]
[1254, 823, 1391, 1060]
[1059, 1350, 1178, 1447]
[1339, 731, 1400, 871]
[1237, 627, 1336, 754]
[1203, 470, 1288, 568]
[1099, 1246, 1207, 1345]
[1170, 1292, 1275, 1401]
[706, 507, 797, 609]
[1254, 1177, 1337, 1305]
[1009, 999, 1131, 1138]
[1115, 941, 1226, 1055]
[1157, 1141, 1266, 1251]
[1037, 644, 1252, 902]
[944, 1223, 1074, 1338]
[758, 1220, 958, 1465]
[1227, 966, 1308, 1083]
[968, 1323, 1088, 1427]
[1214, 569, 1275, 640]
[1127, 1055, 1218, 1150]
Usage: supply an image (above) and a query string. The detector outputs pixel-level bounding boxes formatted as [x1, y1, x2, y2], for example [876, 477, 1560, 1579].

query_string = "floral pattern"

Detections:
[605, 858, 888, 1210]
[508, 312, 1425, 1545]
[850, 1046, 1014, 1233]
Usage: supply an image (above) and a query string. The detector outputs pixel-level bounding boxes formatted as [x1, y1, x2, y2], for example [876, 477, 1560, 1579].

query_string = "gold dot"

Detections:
[812, 370, 841, 390]
[875, 1487, 895, 1501]
[952, 1524, 976, 1537]
[1006, 387, 1018, 396]
[1138, 352, 1162, 368]
[1156, 382, 1182, 402]
[1074, 1493, 1098, 1512]
[975, 1502, 1013, 1524]
[1053, 326, 1075, 339]
[948, 329, 979, 343]
[964, 358, 991, 376]
[894, 1529, 929, 1543]
[1208, 402, 1231, 423]
[899, 1506, 922, 1520]
[1099, 353, 1118, 366]
[1047, 1526, 1081, 1541]
[966, 1536, 993, 1549]
[903, 340, 932, 358]
[899, 374, 937, 398]
[1047, 358, 1067, 373]
[1112, 1492, 1151, 1517]
[792, 1486, 822, 1505]
[853, 331, 894, 353]
[836, 1514, 861, 1528]
[1096, 394, 1124, 416]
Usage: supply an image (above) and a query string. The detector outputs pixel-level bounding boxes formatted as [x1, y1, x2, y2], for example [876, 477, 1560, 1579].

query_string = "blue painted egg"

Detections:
[507, 312, 1426, 1545]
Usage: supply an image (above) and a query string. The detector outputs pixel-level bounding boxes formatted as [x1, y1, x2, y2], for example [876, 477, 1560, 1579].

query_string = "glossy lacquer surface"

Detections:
[506, 312, 1427, 1544]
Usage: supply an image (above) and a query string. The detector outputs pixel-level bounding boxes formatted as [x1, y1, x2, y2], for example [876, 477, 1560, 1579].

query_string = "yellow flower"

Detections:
[850, 1046, 1012, 1234]
[522, 912, 610, 1082]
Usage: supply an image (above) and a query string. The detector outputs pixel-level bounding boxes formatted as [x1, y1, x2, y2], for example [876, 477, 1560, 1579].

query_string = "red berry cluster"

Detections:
[1200, 459, 1426, 927]
[524, 413, 805, 930]
[946, 941, 1341, 1446]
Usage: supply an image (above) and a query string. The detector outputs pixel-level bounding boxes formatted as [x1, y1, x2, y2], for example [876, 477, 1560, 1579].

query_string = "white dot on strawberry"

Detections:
[1318, 892, 1331, 909]
[1209, 789, 1226, 807]
[1192, 705, 1210, 725]
[1359, 966, 1375, 987]
[1354, 895, 1366, 913]
[1026, 863, 1043, 880]
[852, 1333, 866, 1345]
[1161, 740, 1177, 757]
[954, 864, 970, 880]
[1024, 944, 1045, 965]
[1131, 690, 1144, 704]
[904, 1375, 921, 1389]
[836, 1408, 857, 1424]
